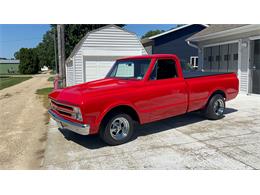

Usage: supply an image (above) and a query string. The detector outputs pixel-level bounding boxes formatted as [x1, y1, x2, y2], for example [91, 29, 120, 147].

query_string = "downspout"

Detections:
[187, 40, 199, 50]
[187, 40, 203, 70]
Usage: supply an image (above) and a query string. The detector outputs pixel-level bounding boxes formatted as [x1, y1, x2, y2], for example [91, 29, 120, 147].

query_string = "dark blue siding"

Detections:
[152, 25, 206, 63]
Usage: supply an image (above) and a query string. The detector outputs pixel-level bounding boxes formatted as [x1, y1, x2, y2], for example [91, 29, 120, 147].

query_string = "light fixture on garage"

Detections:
[242, 42, 248, 48]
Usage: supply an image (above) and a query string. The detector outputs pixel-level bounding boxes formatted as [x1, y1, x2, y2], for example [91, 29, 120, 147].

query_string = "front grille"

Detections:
[50, 99, 74, 118]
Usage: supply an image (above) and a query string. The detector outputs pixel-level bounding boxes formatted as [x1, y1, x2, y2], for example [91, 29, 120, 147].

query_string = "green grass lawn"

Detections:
[36, 87, 53, 109]
[36, 87, 54, 124]
[0, 63, 19, 74]
[0, 76, 32, 90]
[47, 76, 55, 82]
[36, 87, 53, 96]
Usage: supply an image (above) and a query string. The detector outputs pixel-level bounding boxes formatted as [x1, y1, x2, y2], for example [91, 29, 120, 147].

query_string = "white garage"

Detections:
[65, 25, 147, 86]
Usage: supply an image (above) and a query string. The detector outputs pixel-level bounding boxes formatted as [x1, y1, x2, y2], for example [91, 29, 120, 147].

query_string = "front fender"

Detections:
[95, 101, 140, 133]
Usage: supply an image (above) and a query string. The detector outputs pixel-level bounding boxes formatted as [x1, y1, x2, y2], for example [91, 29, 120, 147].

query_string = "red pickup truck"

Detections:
[48, 54, 239, 145]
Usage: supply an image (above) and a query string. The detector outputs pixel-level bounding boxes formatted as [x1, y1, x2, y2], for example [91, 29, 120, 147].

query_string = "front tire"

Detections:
[99, 113, 134, 145]
[203, 94, 225, 120]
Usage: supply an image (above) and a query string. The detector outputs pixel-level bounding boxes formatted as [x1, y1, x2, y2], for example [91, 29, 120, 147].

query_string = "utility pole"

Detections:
[53, 31, 58, 74]
[57, 24, 66, 87]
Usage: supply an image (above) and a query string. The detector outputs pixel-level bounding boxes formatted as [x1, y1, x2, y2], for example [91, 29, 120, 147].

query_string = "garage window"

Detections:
[233, 53, 238, 60]
[224, 54, 230, 61]
[216, 55, 221, 61]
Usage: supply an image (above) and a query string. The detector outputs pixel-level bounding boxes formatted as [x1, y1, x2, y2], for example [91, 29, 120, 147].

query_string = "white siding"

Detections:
[65, 60, 74, 86]
[65, 25, 147, 86]
[239, 39, 250, 93]
[74, 50, 84, 84]
[82, 26, 146, 57]
[239, 72, 248, 92]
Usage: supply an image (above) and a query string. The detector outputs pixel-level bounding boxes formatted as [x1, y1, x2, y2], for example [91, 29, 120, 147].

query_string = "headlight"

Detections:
[72, 107, 83, 121]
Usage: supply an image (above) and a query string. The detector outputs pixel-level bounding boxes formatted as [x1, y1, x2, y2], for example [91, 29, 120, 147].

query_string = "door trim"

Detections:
[248, 38, 260, 94]
[202, 40, 239, 49]
[249, 36, 260, 41]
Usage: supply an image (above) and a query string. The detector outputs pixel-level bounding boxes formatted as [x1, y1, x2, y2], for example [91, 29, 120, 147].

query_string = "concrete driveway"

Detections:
[43, 94, 260, 169]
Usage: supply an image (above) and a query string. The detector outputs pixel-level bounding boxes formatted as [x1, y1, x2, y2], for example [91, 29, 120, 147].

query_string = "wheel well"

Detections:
[210, 90, 226, 99]
[202, 90, 226, 110]
[206, 90, 226, 106]
[100, 105, 140, 128]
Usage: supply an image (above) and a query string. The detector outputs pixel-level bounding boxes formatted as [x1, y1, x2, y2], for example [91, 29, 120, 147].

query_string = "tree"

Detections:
[36, 28, 56, 69]
[176, 24, 185, 28]
[141, 29, 165, 39]
[14, 51, 20, 59]
[18, 48, 40, 74]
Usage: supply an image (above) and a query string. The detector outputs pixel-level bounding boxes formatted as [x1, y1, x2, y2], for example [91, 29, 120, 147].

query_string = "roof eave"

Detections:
[149, 24, 209, 40]
[187, 24, 260, 42]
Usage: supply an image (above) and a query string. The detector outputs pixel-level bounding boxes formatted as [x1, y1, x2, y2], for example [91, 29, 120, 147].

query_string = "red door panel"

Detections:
[142, 78, 188, 121]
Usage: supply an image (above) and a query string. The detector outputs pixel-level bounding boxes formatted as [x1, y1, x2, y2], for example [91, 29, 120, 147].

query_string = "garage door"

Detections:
[211, 46, 220, 72]
[85, 61, 115, 82]
[203, 47, 211, 71]
[203, 43, 238, 73]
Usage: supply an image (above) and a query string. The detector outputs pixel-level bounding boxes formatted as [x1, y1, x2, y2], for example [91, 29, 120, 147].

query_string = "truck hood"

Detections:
[48, 78, 139, 106]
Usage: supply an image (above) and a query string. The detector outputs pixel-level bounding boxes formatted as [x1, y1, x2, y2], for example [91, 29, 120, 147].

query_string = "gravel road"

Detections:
[0, 74, 52, 169]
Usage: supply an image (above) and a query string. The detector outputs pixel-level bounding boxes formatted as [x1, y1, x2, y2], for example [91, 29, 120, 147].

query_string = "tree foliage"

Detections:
[141, 29, 165, 39]
[36, 28, 56, 69]
[14, 51, 20, 59]
[141, 25, 186, 39]
[18, 48, 40, 74]
[176, 24, 185, 28]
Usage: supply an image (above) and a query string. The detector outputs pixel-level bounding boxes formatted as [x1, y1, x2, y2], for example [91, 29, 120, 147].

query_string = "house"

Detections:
[65, 25, 147, 86]
[141, 24, 208, 68]
[0, 59, 20, 74]
[186, 24, 260, 95]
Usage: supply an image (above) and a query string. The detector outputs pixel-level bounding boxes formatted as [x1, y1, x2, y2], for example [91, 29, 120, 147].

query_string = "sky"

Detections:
[0, 24, 51, 58]
[0, 24, 175, 59]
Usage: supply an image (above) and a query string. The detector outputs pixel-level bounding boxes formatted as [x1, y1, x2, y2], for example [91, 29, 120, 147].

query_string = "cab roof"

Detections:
[118, 54, 178, 60]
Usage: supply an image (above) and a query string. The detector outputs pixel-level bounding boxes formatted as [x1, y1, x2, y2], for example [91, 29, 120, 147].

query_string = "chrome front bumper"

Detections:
[48, 109, 90, 135]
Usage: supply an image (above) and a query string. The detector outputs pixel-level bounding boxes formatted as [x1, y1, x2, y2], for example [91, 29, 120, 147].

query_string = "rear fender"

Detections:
[203, 88, 227, 109]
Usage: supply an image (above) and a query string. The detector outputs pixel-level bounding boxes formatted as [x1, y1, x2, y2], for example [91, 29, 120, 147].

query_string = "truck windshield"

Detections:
[106, 59, 151, 80]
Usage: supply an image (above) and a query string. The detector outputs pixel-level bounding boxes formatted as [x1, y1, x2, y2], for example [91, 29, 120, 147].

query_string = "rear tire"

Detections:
[99, 113, 134, 145]
[203, 94, 225, 120]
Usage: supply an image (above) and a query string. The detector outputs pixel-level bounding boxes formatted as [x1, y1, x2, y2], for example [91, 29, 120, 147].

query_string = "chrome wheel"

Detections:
[213, 99, 225, 116]
[110, 117, 130, 141]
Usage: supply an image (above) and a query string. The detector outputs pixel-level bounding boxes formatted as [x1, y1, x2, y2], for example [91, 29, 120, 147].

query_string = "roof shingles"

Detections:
[188, 24, 249, 40]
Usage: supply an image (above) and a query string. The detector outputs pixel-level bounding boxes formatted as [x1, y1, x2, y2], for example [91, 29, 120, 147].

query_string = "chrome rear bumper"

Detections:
[48, 109, 90, 135]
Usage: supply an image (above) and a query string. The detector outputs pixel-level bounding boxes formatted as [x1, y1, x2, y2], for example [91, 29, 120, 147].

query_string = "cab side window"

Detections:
[150, 59, 178, 80]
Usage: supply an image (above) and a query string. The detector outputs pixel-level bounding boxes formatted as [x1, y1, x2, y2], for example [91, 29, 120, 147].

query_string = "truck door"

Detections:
[144, 58, 188, 121]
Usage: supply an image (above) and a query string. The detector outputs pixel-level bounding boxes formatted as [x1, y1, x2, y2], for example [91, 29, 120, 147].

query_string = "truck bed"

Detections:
[183, 71, 231, 79]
